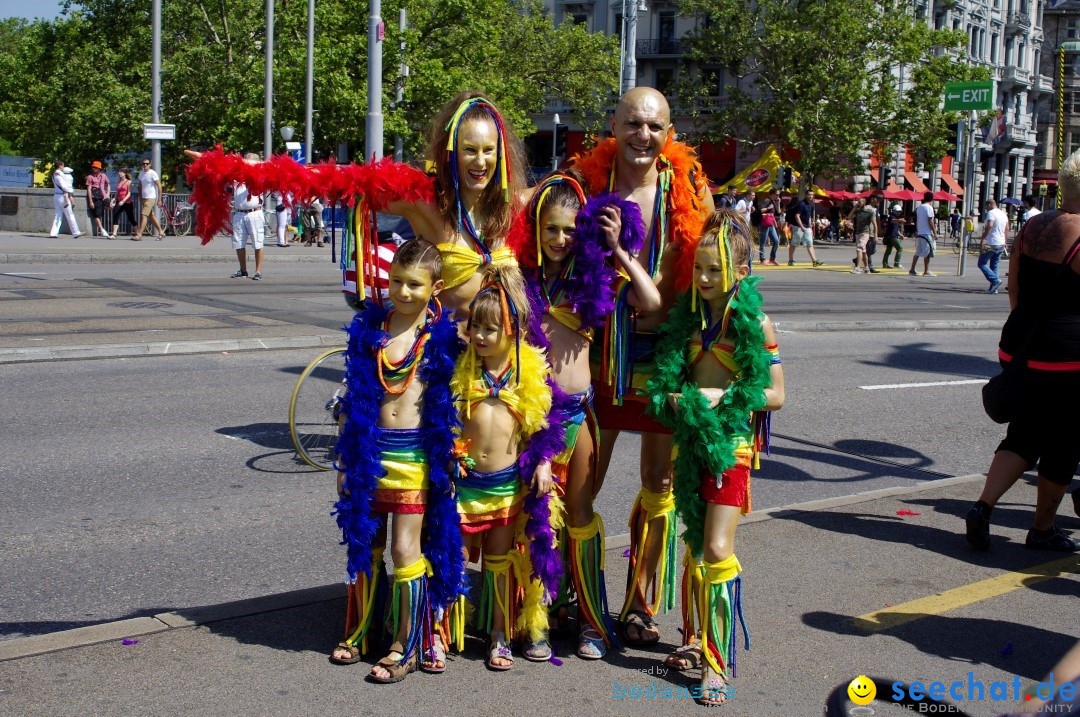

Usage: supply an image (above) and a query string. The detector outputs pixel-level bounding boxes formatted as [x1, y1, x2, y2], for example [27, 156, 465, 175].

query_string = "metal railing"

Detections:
[636, 38, 682, 56]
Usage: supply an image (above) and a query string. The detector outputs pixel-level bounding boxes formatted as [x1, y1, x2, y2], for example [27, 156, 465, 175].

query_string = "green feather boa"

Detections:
[647, 277, 772, 557]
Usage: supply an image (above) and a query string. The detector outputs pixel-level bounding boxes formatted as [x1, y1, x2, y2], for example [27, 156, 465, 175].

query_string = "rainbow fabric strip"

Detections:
[445, 98, 511, 259]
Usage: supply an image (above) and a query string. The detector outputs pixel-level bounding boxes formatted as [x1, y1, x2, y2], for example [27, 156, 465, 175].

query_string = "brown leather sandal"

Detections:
[328, 642, 361, 665]
[368, 642, 418, 684]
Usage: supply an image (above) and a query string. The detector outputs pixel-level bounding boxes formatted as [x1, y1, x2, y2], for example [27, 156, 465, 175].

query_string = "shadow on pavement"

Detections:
[0, 610, 171, 640]
[803, 610, 1074, 683]
[216, 422, 293, 450]
[860, 341, 999, 379]
[757, 440, 939, 485]
[780, 503, 1079, 570]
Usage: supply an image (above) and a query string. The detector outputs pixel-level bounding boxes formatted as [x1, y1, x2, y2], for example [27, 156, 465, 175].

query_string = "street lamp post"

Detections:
[620, 0, 646, 94]
[264, 0, 274, 160]
[305, 0, 315, 165]
[366, 0, 384, 161]
[151, 0, 161, 177]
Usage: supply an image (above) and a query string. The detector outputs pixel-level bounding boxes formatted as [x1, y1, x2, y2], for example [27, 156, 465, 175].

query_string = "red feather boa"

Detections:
[186, 147, 436, 245]
[568, 135, 709, 291]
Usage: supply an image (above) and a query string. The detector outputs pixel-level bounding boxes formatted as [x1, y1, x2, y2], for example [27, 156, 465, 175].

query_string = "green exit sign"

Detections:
[944, 81, 995, 111]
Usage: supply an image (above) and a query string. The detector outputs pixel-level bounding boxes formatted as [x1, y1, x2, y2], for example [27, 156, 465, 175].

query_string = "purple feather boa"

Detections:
[518, 373, 572, 601]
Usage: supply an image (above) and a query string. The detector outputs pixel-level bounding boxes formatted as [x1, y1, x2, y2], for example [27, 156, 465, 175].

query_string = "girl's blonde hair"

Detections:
[698, 209, 752, 269]
[469, 263, 531, 334]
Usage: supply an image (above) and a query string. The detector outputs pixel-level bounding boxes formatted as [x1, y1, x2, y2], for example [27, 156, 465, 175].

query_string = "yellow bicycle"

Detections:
[288, 347, 346, 470]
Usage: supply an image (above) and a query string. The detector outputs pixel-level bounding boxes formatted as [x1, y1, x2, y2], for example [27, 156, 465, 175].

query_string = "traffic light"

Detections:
[554, 124, 569, 158]
[776, 166, 792, 191]
[877, 166, 893, 190]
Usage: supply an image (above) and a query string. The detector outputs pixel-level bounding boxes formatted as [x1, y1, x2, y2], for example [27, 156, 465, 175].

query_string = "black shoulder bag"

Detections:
[982, 234, 1080, 424]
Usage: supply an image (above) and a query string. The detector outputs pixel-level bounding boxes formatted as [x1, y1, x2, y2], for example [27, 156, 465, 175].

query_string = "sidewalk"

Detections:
[1, 475, 1075, 717]
[0, 230, 336, 263]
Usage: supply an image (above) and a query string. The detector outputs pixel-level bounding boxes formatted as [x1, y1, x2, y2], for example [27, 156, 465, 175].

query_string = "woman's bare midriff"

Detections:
[461, 399, 519, 473]
[543, 318, 592, 395]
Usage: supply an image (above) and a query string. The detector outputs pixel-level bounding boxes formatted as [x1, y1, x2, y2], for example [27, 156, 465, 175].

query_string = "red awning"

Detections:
[1033, 178, 1058, 185]
[904, 171, 930, 195]
[940, 172, 964, 196]
[933, 191, 962, 202]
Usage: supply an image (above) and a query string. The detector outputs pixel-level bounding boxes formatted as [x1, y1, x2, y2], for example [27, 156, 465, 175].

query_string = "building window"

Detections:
[655, 68, 674, 95]
[1068, 19, 1079, 39]
[703, 68, 725, 98]
[991, 33, 999, 63]
[659, 11, 675, 42]
[1071, 91, 1080, 114]
[569, 13, 589, 29]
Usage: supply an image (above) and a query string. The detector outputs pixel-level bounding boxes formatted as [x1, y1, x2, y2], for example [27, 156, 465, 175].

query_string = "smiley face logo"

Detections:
[847, 675, 876, 705]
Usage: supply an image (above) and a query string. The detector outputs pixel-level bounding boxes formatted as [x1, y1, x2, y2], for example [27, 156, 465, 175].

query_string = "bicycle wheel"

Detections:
[289, 347, 347, 471]
[174, 207, 192, 237]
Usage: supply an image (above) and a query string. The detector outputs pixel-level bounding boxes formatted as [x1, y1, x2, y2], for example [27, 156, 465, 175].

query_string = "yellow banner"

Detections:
[716, 145, 826, 196]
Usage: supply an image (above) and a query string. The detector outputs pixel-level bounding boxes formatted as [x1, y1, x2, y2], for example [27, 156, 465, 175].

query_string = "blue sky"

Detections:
[0, 0, 65, 21]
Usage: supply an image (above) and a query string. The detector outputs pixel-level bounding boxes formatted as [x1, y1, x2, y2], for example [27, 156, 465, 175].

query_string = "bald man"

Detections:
[568, 87, 714, 647]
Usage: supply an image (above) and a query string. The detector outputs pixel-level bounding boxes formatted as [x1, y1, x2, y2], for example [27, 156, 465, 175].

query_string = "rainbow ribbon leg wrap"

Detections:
[686, 553, 750, 679]
[342, 546, 388, 656]
[477, 552, 518, 638]
[567, 513, 619, 646]
[390, 556, 435, 666]
[619, 487, 678, 620]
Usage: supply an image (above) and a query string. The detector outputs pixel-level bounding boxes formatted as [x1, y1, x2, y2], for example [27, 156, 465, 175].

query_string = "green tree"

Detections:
[674, 0, 990, 192]
[0, 1, 618, 187]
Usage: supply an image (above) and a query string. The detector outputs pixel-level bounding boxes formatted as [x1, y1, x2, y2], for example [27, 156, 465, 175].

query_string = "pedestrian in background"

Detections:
[909, 192, 938, 276]
[110, 169, 135, 239]
[881, 204, 904, 268]
[272, 192, 291, 247]
[134, 159, 164, 240]
[85, 160, 111, 238]
[717, 185, 737, 209]
[848, 197, 876, 273]
[1020, 194, 1041, 234]
[964, 149, 1080, 553]
[758, 189, 780, 264]
[230, 156, 265, 280]
[48, 160, 82, 238]
[978, 199, 1009, 294]
[735, 189, 756, 234]
[787, 193, 824, 267]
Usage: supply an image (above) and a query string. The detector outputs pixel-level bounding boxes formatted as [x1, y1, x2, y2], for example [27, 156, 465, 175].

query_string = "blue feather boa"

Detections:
[332, 300, 466, 612]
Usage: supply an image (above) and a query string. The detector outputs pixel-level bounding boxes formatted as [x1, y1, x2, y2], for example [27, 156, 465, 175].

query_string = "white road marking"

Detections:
[1, 273, 49, 277]
[859, 378, 989, 390]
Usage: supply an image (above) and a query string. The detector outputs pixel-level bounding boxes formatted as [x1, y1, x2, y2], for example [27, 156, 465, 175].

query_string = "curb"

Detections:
[0, 473, 985, 662]
[0, 334, 343, 364]
[774, 319, 1005, 332]
[0, 253, 335, 264]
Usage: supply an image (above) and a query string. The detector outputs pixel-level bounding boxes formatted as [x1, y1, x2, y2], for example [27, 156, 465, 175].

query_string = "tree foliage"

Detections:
[0, 0, 617, 186]
[675, 0, 990, 190]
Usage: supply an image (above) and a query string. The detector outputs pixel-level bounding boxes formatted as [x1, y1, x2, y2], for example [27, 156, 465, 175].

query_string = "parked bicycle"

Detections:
[288, 347, 346, 471]
[160, 199, 194, 237]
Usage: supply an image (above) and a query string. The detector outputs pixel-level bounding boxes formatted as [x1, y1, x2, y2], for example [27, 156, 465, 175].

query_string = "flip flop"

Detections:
[328, 642, 361, 665]
[664, 639, 702, 671]
[622, 610, 660, 646]
[697, 666, 730, 707]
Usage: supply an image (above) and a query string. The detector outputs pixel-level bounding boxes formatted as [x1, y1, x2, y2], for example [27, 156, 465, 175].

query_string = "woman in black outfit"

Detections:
[965, 152, 1080, 552]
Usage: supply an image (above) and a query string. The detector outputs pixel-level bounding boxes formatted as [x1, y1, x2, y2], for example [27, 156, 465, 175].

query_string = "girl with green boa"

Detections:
[647, 210, 786, 706]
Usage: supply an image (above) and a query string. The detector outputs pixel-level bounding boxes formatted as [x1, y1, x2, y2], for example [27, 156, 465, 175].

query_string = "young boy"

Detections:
[330, 237, 464, 683]
[648, 210, 786, 705]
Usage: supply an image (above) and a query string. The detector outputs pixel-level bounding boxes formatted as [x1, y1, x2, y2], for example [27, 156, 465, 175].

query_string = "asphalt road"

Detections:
[0, 328, 1010, 642]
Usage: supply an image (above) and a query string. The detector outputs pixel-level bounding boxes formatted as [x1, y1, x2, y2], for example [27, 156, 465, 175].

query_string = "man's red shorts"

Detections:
[700, 465, 750, 510]
[592, 392, 671, 434]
